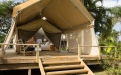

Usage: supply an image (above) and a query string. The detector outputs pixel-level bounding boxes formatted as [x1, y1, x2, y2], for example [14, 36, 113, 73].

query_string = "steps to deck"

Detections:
[44, 65, 84, 71]
[38, 56, 94, 75]
[46, 69, 88, 75]
[43, 61, 80, 65]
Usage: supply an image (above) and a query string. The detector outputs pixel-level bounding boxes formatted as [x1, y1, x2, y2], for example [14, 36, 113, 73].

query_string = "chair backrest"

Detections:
[18, 39, 25, 44]
[18, 39, 27, 51]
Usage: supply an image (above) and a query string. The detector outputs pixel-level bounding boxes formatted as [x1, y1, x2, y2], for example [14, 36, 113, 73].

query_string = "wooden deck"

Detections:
[0, 49, 106, 70]
[3, 49, 104, 63]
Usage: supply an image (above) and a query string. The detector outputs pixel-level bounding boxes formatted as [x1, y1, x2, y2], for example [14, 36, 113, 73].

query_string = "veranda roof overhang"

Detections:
[12, 0, 94, 32]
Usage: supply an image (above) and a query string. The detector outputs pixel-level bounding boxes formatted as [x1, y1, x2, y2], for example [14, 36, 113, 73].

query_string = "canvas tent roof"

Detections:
[12, 0, 94, 31]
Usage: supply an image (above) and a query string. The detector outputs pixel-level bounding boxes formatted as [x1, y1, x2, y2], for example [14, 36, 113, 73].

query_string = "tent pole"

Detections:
[0, 44, 4, 64]
[28, 68, 31, 75]
[78, 45, 81, 60]
[4, 18, 15, 50]
[16, 27, 18, 43]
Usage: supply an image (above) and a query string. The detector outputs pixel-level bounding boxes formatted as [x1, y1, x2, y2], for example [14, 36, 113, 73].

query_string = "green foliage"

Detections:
[0, 0, 16, 34]
[99, 30, 119, 55]
[84, 0, 114, 39]
[84, 0, 120, 51]
[101, 46, 121, 75]
[99, 30, 119, 45]
[83, 1, 121, 74]
[99, 30, 121, 75]
[0, 33, 6, 43]
[110, 6, 121, 17]
[110, 6, 121, 24]
[0, 0, 21, 43]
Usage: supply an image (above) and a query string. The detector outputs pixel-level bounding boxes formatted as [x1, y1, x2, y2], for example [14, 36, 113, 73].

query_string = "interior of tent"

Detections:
[34, 28, 61, 51]
[17, 19, 62, 50]
[5, 0, 99, 56]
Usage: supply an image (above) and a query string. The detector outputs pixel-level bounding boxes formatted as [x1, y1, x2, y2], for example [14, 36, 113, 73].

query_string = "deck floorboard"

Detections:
[0, 49, 106, 65]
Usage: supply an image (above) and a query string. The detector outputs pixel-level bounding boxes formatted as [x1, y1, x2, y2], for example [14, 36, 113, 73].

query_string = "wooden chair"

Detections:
[18, 39, 35, 56]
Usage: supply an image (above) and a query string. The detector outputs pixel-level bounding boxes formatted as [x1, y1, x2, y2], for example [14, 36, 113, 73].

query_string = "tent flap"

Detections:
[18, 29, 37, 41]
[44, 31, 61, 49]
[18, 19, 62, 33]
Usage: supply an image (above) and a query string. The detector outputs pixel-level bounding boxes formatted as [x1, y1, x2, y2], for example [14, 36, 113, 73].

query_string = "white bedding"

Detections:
[40, 42, 53, 50]
[41, 45, 50, 50]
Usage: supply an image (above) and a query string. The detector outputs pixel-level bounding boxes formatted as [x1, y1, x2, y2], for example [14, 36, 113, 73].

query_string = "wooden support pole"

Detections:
[36, 51, 39, 62]
[98, 47, 101, 60]
[78, 45, 81, 60]
[28, 68, 31, 75]
[79, 59, 94, 75]
[39, 59, 46, 75]
[81, 0, 84, 4]
[112, 47, 117, 73]
[2, 45, 4, 59]
[36, 45, 39, 62]
[115, 47, 117, 58]
[0, 45, 4, 64]
[14, 27, 18, 51]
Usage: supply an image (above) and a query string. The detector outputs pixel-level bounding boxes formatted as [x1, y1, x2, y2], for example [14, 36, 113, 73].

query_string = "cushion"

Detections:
[45, 42, 49, 45]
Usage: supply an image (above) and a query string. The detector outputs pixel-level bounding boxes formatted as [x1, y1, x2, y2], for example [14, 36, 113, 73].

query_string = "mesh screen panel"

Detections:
[18, 29, 37, 41]
[44, 31, 61, 50]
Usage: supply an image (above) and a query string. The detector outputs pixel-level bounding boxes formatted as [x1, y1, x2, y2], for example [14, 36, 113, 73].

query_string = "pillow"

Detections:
[45, 42, 49, 45]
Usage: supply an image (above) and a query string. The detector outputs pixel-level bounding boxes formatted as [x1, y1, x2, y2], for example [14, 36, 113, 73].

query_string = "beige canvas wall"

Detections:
[65, 27, 99, 55]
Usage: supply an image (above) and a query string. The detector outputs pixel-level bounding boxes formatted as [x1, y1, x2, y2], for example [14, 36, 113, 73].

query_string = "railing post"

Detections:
[112, 46, 117, 73]
[98, 46, 101, 60]
[78, 45, 81, 60]
[115, 47, 117, 58]
[0, 44, 4, 64]
[36, 45, 40, 62]
[28, 68, 31, 75]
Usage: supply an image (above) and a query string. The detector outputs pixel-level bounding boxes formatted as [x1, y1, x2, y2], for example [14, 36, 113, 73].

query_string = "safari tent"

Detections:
[0, 0, 100, 74]
[5, 0, 99, 55]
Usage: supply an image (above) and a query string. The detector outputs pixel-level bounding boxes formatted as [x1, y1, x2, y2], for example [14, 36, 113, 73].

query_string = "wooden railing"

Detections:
[0, 43, 40, 64]
[78, 45, 117, 60]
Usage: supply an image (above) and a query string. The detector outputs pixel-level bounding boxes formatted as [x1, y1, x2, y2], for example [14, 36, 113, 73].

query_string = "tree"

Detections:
[84, 0, 114, 39]
[99, 30, 119, 47]
[0, 0, 16, 34]
[110, 6, 121, 25]
[84, 1, 121, 74]
[0, 0, 21, 43]
[110, 6, 121, 35]
[110, 6, 121, 18]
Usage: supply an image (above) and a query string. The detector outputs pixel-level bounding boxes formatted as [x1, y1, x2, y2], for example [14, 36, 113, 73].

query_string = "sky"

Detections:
[103, 0, 121, 7]
[0, 0, 24, 2]
[15, 0, 23, 2]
